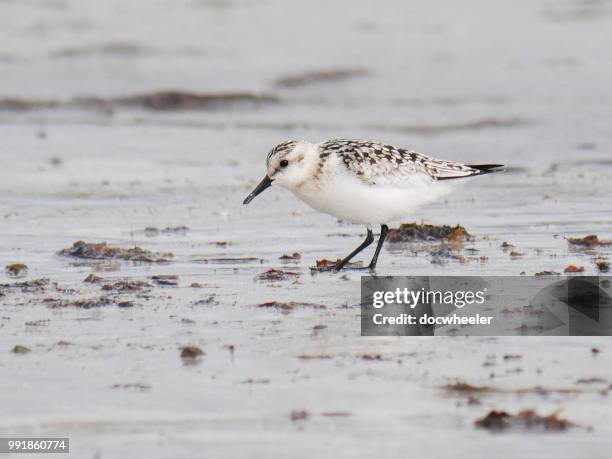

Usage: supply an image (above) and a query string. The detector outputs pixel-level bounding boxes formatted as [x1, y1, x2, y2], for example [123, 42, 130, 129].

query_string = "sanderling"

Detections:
[243, 139, 503, 271]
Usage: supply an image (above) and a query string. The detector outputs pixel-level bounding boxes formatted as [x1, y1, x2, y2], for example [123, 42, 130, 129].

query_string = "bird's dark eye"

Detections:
[280, 159, 289, 168]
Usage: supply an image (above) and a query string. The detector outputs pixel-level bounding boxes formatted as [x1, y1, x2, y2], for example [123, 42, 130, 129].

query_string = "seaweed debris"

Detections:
[5, 263, 28, 278]
[387, 223, 472, 242]
[101, 280, 151, 292]
[144, 226, 189, 237]
[151, 275, 179, 286]
[0, 279, 49, 292]
[567, 235, 612, 247]
[311, 258, 362, 270]
[475, 409, 575, 432]
[535, 270, 560, 277]
[0, 90, 279, 112]
[296, 354, 332, 360]
[290, 410, 309, 421]
[258, 301, 326, 310]
[564, 264, 585, 273]
[255, 269, 300, 282]
[58, 241, 172, 263]
[196, 257, 260, 264]
[12, 344, 31, 354]
[279, 252, 301, 261]
[274, 68, 367, 88]
[595, 259, 609, 272]
[442, 382, 581, 396]
[47, 296, 114, 309]
[180, 345, 205, 359]
[83, 274, 103, 283]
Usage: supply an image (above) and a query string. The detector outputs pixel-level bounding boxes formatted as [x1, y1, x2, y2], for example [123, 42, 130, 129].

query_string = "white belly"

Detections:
[290, 171, 452, 225]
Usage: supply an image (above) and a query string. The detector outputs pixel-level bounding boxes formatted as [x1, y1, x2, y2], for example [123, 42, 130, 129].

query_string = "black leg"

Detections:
[332, 228, 374, 271]
[368, 224, 389, 270]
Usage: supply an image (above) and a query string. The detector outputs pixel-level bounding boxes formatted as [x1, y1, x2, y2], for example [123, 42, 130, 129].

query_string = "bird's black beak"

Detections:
[243, 175, 273, 205]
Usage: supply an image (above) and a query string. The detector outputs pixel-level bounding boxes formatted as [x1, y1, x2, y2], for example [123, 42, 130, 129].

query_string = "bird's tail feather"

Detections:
[435, 163, 505, 181]
[467, 164, 505, 175]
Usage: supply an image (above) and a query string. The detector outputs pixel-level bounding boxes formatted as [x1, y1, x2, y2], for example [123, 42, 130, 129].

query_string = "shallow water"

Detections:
[1, 0, 612, 457]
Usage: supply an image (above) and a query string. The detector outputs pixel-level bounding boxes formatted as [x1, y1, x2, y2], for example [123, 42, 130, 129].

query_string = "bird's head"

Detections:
[243, 140, 312, 204]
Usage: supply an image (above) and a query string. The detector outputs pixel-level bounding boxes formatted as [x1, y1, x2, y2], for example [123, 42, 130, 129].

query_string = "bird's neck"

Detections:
[288, 142, 322, 191]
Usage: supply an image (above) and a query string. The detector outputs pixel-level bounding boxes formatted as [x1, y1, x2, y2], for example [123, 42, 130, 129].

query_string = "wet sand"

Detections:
[1, 0, 612, 457]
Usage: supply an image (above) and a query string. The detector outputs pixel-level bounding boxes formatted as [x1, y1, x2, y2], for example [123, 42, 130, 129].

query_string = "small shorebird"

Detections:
[243, 139, 503, 271]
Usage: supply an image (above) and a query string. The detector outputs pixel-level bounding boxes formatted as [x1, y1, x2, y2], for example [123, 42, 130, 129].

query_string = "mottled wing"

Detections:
[320, 139, 484, 186]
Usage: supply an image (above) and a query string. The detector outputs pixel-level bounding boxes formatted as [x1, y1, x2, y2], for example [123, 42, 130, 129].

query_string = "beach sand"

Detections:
[1, 0, 612, 457]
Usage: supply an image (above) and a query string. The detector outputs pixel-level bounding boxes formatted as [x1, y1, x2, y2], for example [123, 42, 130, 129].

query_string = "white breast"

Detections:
[289, 155, 453, 225]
